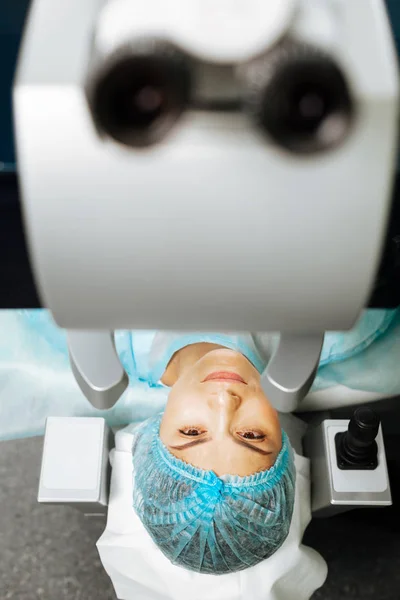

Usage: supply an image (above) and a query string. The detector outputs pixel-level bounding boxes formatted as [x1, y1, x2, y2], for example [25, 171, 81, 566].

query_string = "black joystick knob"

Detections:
[336, 407, 380, 470]
[86, 40, 192, 148]
[242, 41, 354, 155]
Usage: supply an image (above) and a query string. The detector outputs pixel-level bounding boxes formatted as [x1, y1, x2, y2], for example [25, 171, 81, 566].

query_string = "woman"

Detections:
[127, 332, 296, 574]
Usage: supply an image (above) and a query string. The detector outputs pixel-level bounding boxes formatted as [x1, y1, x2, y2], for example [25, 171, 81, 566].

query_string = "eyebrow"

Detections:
[169, 437, 212, 451]
[169, 437, 273, 456]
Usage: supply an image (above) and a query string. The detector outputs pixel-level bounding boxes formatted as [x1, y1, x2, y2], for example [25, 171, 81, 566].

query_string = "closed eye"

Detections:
[237, 431, 265, 441]
[179, 427, 206, 437]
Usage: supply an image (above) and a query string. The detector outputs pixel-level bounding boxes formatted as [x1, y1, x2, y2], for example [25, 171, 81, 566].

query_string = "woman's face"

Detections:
[159, 349, 282, 477]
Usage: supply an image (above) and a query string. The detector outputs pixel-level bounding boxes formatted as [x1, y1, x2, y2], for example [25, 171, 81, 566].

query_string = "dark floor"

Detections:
[1, 436, 400, 600]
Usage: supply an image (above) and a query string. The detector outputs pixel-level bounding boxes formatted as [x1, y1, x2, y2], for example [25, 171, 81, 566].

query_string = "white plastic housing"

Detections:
[38, 417, 110, 513]
[14, 0, 399, 332]
[306, 419, 392, 516]
[94, 0, 298, 64]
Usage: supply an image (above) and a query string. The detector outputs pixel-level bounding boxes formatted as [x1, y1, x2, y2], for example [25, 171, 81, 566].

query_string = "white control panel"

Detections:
[38, 417, 110, 507]
[327, 424, 389, 494]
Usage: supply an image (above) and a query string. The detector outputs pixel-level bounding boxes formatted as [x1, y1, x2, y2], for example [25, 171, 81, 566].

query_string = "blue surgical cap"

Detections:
[132, 413, 296, 575]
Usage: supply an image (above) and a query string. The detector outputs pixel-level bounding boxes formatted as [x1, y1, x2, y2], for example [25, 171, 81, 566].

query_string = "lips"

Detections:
[202, 371, 247, 384]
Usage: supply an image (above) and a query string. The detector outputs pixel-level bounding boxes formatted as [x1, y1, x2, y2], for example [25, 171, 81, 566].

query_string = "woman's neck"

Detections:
[161, 342, 225, 386]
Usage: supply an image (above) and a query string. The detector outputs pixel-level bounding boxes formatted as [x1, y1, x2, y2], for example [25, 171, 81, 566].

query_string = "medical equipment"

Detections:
[304, 408, 392, 517]
[1, 1, 399, 597]
[8, 0, 399, 414]
[1, 308, 399, 438]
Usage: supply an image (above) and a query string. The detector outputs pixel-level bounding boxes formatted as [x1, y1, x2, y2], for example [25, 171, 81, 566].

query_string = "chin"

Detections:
[210, 348, 242, 361]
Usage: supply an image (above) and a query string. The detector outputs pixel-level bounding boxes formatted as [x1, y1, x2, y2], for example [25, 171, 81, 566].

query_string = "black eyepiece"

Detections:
[244, 42, 354, 154]
[88, 42, 191, 148]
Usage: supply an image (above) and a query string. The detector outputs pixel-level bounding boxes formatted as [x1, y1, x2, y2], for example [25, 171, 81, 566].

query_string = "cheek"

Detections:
[244, 391, 282, 441]
[245, 390, 276, 419]
[165, 382, 208, 420]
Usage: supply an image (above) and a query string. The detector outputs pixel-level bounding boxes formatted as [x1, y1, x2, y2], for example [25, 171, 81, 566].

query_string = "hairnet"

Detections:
[132, 413, 296, 575]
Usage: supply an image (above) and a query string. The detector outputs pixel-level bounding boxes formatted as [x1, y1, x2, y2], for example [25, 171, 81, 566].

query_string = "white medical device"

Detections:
[13, 0, 399, 410]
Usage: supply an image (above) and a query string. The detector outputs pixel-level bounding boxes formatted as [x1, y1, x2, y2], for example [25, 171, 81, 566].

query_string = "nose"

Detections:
[207, 388, 242, 412]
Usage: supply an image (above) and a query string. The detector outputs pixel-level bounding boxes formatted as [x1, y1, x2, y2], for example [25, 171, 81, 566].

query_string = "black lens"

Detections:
[286, 83, 331, 134]
[89, 44, 191, 148]
[247, 43, 354, 154]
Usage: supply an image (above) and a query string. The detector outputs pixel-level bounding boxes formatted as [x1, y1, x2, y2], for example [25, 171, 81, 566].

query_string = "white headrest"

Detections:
[98, 420, 327, 600]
